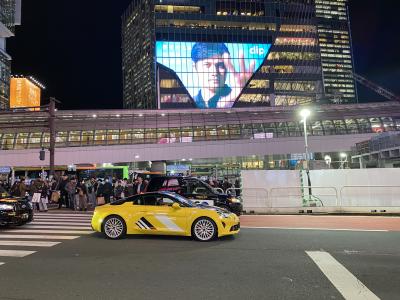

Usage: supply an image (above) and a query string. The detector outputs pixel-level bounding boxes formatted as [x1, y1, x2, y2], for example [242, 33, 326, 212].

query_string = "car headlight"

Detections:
[229, 198, 241, 203]
[217, 211, 231, 218]
[0, 204, 14, 210]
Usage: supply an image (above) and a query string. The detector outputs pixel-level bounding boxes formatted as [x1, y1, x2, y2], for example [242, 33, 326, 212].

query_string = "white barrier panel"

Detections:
[269, 186, 338, 208]
[340, 186, 400, 207]
[241, 188, 269, 209]
[241, 169, 400, 212]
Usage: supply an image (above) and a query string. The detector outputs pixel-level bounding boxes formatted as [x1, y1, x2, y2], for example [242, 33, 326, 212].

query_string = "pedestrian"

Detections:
[134, 177, 146, 195]
[39, 179, 49, 212]
[87, 178, 96, 208]
[58, 175, 69, 209]
[65, 179, 77, 210]
[76, 180, 88, 211]
[114, 180, 124, 200]
[124, 180, 134, 198]
[102, 178, 113, 203]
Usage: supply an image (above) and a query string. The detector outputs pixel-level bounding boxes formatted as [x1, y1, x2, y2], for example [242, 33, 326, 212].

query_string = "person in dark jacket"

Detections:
[100, 179, 113, 203]
[59, 176, 69, 209]
[76, 180, 88, 211]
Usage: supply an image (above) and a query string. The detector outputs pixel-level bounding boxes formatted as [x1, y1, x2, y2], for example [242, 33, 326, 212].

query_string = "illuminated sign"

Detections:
[10, 78, 41, 110]
[156, 41, 271, 109]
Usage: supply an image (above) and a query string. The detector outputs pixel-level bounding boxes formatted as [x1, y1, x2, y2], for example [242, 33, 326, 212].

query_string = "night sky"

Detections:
[6, 0, 400, 110]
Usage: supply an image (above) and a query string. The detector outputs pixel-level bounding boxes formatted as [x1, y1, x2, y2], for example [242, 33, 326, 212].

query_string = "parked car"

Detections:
[0, 192, 33, 226]
[146, 176, 243, 215]
[91, 191, 240, 241]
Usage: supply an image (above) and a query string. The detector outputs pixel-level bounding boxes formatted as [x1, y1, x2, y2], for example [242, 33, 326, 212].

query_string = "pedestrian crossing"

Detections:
[0, 212, 93, 267]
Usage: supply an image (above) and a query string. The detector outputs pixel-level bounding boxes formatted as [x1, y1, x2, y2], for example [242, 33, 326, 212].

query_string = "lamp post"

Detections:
[300, 108, 311, 163]
[340, 152, 347, 169]
[300, 108, 312, 203]
[324, 155, 332, 169]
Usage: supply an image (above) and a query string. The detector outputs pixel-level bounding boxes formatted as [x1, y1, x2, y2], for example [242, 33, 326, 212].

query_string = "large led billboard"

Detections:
[156, 42, 271, 109]
[10, 78, 41, 110]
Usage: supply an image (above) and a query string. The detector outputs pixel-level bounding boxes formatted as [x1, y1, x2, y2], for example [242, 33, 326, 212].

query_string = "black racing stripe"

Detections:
[136, 222, 145, 229]
[140, 217, 155, 230]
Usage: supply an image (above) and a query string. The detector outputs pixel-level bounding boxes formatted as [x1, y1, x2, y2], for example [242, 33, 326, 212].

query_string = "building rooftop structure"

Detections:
[0, 102, 399, 151]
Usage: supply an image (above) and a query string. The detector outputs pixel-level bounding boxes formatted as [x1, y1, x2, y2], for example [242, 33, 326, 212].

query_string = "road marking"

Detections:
[306, 251, 380, 300]
[241, 226, 388, 232]
[31, 219, 92, 223]
[34, 213, 93, 217]
[3, 230, 93, 235]
[0, 241, 60, 247]
[0, 262, 4, 266]
[0, 250, 36, 257]
[0, 235, 79, 240]
[33, 217, 92, 221]
[25, 225, 91, 230]
[29, 222, 90, 226]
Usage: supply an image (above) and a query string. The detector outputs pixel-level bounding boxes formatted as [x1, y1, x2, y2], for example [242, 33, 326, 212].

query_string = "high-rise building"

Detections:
[122, 0, 357, 109]
[315, 0, 357, 103]
[0, 0, 22, 110]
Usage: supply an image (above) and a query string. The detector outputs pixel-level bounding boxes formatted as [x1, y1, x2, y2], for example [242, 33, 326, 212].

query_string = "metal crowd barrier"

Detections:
[227, 185, 400, 209]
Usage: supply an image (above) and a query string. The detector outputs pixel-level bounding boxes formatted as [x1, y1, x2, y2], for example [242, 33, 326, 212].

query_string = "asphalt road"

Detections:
[0, 214, 399, 300]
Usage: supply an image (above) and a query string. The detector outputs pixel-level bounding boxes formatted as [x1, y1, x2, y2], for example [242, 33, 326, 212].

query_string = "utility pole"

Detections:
[49, 97, 59, 179]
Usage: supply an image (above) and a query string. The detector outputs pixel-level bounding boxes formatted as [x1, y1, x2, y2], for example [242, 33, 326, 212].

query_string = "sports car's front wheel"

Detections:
[192, 217, 217, 242]
[102, 216, 126, 239]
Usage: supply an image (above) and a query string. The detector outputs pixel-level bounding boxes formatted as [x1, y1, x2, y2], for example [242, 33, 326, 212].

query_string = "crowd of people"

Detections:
[0, 174, 242, 212]
[1, 176, 149, 212]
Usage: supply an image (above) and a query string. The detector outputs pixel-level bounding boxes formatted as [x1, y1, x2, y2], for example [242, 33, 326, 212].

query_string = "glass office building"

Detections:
[0, 0, 21, 110]
[122, 0, 326, 109]
[315, 0, 357, 103]
[122, 0, 357, 110]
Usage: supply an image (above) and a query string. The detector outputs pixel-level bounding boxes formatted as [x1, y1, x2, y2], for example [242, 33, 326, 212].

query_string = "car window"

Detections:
[130, 195, 144, 205]
[167, 179, 179, 187]
[186, 180, 211, 195]
[157, 196, 175, 206]
[142, 195, 158, 206]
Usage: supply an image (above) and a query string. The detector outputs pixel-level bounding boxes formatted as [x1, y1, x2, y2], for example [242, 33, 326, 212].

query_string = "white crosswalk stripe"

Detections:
[0, 241, 60, 247]
[0, 250, 36, 257]
[0, 212, 94, 263]
[25, 225, 90, 230]
[31, 221, 92, 225]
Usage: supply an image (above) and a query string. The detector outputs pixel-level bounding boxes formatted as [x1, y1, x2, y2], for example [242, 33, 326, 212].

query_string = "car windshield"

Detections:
[168, 193, 195, 207]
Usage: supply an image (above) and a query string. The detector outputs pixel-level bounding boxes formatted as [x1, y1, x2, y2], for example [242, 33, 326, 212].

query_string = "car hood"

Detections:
[196, 204, 228, 213]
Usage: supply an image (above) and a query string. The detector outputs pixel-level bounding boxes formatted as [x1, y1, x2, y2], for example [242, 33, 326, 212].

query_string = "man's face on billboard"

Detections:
[194, 55, 227, 93]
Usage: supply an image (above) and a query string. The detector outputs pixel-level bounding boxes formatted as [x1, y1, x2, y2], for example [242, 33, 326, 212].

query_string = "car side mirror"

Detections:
[172, 202, 181, 209]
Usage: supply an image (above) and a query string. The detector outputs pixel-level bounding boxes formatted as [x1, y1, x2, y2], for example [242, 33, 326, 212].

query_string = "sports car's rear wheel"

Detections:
[192, 217, 217, 242]
[102, 216, 126, 239]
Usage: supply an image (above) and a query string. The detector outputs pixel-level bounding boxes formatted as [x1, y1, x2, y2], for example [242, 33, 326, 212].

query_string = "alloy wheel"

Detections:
[104, 217, 125, 239]
[194, 219, 215, 241]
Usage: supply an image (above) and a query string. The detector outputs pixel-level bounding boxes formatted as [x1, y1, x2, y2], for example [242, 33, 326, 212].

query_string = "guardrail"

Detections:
[226, 185, 400, 209]
[269, 186, 338, 208]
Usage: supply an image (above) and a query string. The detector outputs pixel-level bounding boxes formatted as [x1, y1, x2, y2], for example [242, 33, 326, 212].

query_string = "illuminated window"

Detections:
[155, 5, 202, 14]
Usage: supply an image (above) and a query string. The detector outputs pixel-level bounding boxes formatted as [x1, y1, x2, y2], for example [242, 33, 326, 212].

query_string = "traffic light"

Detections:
[39, 148, 45, 161]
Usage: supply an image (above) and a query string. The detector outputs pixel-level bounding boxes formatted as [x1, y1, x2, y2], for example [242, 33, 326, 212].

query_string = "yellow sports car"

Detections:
[91, 191, 240, 241]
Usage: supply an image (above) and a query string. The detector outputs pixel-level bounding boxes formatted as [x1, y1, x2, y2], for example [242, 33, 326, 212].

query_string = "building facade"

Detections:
[122, 0, 357, 110]
[315, 0, 357, 103]
[0, 0, 21, 110]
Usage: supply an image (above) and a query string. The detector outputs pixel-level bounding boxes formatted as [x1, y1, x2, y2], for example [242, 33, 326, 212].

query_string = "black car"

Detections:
[146, 176, 243, 215]
[0, 192, 33, 226]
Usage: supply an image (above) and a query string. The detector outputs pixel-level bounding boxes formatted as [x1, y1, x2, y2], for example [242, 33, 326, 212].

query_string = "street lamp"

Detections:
[339, 152, 347, 169]
[300, 108, 312, 205]
[300, 108, 311, 162]
[324, 155, 332, 168]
